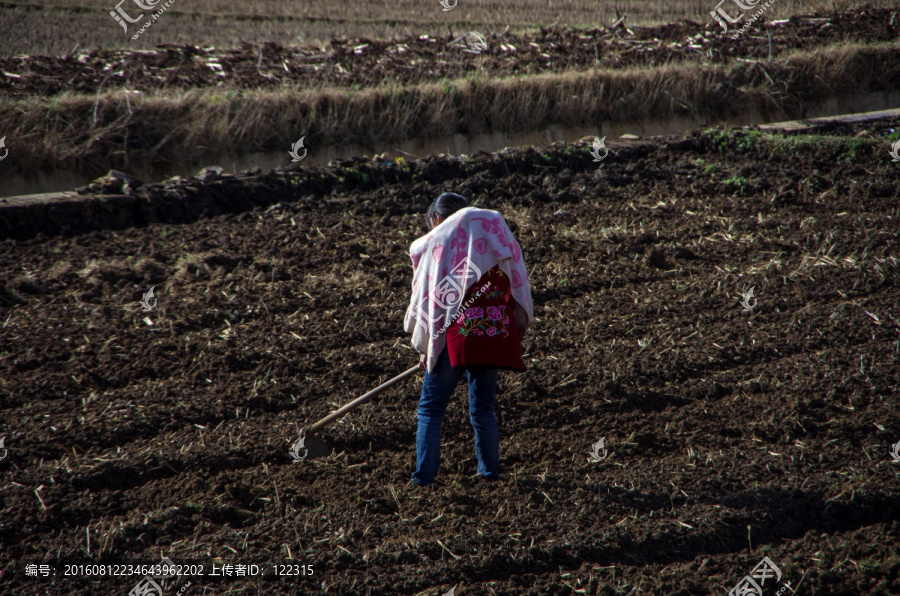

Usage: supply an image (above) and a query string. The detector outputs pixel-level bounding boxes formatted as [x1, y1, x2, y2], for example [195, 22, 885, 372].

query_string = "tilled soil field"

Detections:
[1, 122, 899, 595]
[1, 7, 897, 98]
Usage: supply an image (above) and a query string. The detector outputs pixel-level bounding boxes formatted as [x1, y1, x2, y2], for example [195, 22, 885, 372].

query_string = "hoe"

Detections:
[299, 365, 420, 459]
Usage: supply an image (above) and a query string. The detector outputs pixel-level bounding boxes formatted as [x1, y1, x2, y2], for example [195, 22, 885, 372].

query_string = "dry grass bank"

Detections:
[0, 0, 890, 56]
[1, 41, 898, 176]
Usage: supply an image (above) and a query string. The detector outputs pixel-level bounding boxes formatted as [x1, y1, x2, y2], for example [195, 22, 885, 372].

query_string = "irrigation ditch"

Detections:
[1, 39, 899, 198]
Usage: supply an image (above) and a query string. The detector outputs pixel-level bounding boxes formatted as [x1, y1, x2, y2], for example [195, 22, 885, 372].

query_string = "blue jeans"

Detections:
[411, 348, 500, 486]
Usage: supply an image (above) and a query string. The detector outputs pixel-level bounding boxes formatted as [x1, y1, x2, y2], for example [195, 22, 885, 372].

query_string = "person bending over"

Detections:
[404, 192, 534, 487]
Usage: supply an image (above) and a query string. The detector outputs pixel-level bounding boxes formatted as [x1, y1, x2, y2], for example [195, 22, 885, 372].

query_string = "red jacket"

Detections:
[446, 266, 526, 371]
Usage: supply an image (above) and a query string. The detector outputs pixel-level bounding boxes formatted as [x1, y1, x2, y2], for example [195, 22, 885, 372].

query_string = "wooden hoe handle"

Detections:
[305, 365, 420, 434]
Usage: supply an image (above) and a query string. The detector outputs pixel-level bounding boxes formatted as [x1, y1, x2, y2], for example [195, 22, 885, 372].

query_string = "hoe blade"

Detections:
[301, 432, 333, 460]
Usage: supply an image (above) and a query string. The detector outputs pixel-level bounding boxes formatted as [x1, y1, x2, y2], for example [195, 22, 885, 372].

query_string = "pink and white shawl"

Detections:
[403, 207, 534, 372]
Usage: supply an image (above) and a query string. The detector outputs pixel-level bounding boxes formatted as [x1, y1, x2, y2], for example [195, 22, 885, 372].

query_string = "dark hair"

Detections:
[425, 192, 467, 231]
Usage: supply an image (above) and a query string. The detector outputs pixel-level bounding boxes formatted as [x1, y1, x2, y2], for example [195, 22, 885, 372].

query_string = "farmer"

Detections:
[404, 192, 534, 487]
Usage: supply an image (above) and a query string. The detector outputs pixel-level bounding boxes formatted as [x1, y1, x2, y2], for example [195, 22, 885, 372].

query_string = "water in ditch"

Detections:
[2, 90, 898, 199]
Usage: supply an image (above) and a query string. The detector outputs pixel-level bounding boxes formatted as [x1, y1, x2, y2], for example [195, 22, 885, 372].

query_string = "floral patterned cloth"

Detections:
[403, 207, 534, 373]
[446, 266, 525, 371]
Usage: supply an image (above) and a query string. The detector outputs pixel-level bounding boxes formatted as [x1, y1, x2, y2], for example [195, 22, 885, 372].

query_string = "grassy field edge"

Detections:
[1, 40, 898, 178]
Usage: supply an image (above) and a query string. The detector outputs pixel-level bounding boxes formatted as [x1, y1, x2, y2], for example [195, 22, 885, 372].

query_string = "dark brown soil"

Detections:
[1, 122, 899, 595]
[0, 6, 897, 98]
